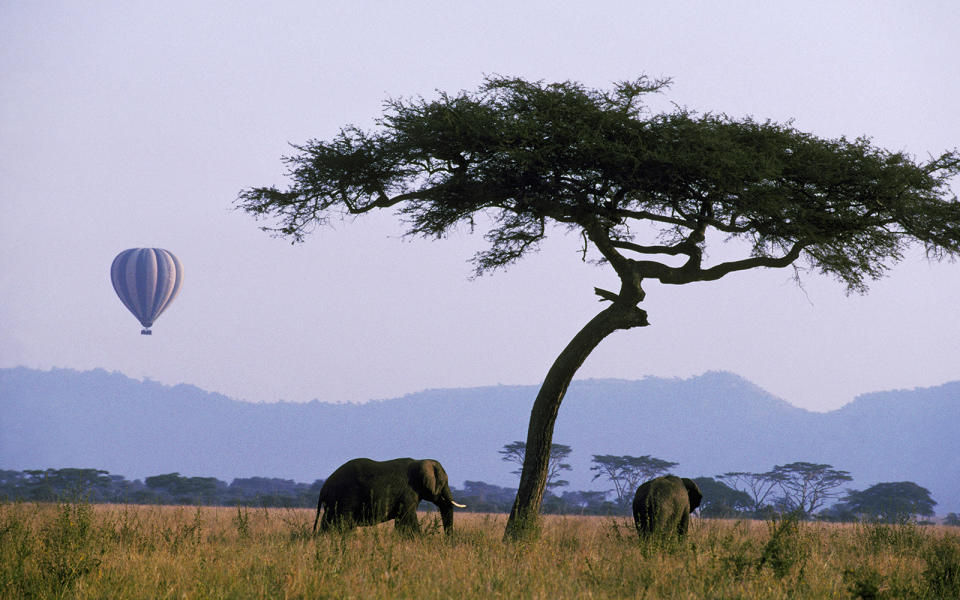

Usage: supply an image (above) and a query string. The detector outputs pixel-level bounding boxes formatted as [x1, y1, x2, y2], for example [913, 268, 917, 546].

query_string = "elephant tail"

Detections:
[313, 495, 325, 534]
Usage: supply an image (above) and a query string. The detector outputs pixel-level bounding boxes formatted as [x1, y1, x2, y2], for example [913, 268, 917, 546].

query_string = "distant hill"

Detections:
[1, 367, 957, 513]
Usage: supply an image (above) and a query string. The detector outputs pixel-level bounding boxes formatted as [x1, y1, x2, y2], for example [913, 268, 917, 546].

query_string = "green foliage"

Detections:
[758, 513, 808, 579]
[923, 535, 960, 597]
[844, 565, 885, 600]
[693, 477, 753, 518]
[840, 481, 937, 522]
[0, 468, 324, 508]
[40, 499, 104, 591]
[718, 471, 784, 514]
[234, 506, 251, 540]
[858, 520, 928, 555]
[239, 74, 960, 291]
[499, 441, 574, 490]
[769, 462, 852, 517]
[0, 501, 37, 595]
[590, 454, 678, 507]
[146, 472, 226, 504]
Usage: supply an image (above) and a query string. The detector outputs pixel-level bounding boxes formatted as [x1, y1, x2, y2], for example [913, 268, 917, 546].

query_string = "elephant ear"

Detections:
[682, 478, 703, 512]
[409, 460, 444, 499]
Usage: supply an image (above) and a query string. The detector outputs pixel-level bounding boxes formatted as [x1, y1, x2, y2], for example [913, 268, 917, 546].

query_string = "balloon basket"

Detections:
[140, 329, 152, 335]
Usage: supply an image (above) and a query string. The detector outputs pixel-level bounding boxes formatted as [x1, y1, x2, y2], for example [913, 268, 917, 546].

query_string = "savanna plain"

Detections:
[2, 500, 959, 599]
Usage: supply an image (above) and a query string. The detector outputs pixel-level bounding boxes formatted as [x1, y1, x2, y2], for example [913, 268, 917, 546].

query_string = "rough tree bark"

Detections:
[504, 287, 649, 540]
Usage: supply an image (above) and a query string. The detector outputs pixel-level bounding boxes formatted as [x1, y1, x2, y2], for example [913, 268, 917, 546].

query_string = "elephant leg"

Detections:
[319, 510, 337, 533]
[635, 510, 654, 537]
[394, 504, 420, 535]
[321, 506, 356, 533]
[678, 511, 690, 537]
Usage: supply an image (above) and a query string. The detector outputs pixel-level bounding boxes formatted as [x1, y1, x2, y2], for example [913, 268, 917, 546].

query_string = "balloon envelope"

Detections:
[110, 248, 183, 334]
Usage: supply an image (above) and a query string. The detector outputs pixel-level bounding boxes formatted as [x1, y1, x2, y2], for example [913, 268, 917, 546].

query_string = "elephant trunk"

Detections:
[436, 485, 465, 534]
[439, 501, 454, 534]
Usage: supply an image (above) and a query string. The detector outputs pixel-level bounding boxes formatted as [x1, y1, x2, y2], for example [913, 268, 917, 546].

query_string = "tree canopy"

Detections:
[692, 477, 753, 518]
[718, 471, 783, 513]
[770, 462, 853, 517]
[500, 441, 573, 490]
[840, 481, 937, 522]
[239, 75, 960, 539]
[239, 75, 959, 293]
[590, 454, 679, 507]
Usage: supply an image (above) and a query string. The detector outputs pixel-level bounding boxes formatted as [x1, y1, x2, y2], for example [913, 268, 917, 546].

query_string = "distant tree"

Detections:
[718, 471, 785, 513]
[945, 513, 960, 527]
[455, 480, 518, 513]
[500, 441, 573, 491]
[226, 477, 317, 507]
[817, 503, 859, 523]
[0, 468, 314, 508]
[769, 462, 852, 517]
[23, 468, 115, 501]
[590, 454, 678, 508]
[693, 476, 753, 518]
[145, 472, 227, 505]
[0, 470, 25, 487]
[839, 482, 937, 522]
[560, 490, 611, 515]
[0, 470, 25, 501]
[238, 74, 960, 539]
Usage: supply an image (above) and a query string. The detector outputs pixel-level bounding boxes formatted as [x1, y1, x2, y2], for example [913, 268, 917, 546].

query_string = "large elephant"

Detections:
[632, 475, 702, 538]
[313, 457, 465, 535]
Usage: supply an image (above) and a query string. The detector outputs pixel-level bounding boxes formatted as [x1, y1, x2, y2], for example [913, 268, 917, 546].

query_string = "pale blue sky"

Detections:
[2, 1, 958, 411]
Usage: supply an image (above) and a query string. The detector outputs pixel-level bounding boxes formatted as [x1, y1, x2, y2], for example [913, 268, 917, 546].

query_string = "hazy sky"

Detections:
[2, 2, 958, 412]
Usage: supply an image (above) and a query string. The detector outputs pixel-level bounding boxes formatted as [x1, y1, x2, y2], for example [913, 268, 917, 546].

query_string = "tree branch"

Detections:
[343, 190, 421, 214]
[593, 287, 620, 303]
[610, 208, 689, 227]
[610, 240, 696, 256]
[658, 241, 808, 284]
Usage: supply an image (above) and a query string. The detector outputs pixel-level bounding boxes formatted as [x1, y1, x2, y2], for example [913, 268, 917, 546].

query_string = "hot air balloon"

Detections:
[110, 248, 183, 335]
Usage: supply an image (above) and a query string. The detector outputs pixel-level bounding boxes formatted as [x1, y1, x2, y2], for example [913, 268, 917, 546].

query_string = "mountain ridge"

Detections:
[1, 366, 957, 512]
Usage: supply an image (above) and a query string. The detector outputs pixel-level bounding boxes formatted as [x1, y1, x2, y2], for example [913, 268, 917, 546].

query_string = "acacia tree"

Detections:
[692, 477, 753, 518]
[237, 75, 960, 540]
[499, 441, 573, 490]
[839, 481, 936, 522]
[589, 454, 679, 508]
[770, 462, 852, 517]
[718, 470, 786, 513]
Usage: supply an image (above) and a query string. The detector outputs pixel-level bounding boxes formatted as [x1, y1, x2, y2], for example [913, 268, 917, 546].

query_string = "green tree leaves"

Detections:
[839, 481, 937, 522]
[589, 454, 679, 507]
[499, 441, 573, 491]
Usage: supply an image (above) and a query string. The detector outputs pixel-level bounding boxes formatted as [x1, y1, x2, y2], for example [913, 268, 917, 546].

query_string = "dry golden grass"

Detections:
[2, 501, 958, 599]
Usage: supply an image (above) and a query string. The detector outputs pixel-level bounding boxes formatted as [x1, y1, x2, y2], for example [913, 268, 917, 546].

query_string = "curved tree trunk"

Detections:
[503, 300, 648, 541]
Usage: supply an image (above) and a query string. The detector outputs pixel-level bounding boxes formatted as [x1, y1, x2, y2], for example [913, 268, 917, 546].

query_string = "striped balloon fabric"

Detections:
[110, 248, 184, 335]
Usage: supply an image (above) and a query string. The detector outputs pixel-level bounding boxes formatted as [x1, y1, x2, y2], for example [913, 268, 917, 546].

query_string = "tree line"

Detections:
[3, 449, 956, 526]
[0, 469, 322, 508]
[496, 442, 951, 524]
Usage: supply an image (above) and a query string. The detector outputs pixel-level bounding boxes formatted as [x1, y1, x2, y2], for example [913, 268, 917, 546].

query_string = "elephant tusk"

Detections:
[451, 501, 466, 508]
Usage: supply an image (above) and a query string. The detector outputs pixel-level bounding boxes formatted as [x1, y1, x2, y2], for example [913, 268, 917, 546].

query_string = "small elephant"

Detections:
[632, 475, 702, 538]
[313, 457, 466, 535]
